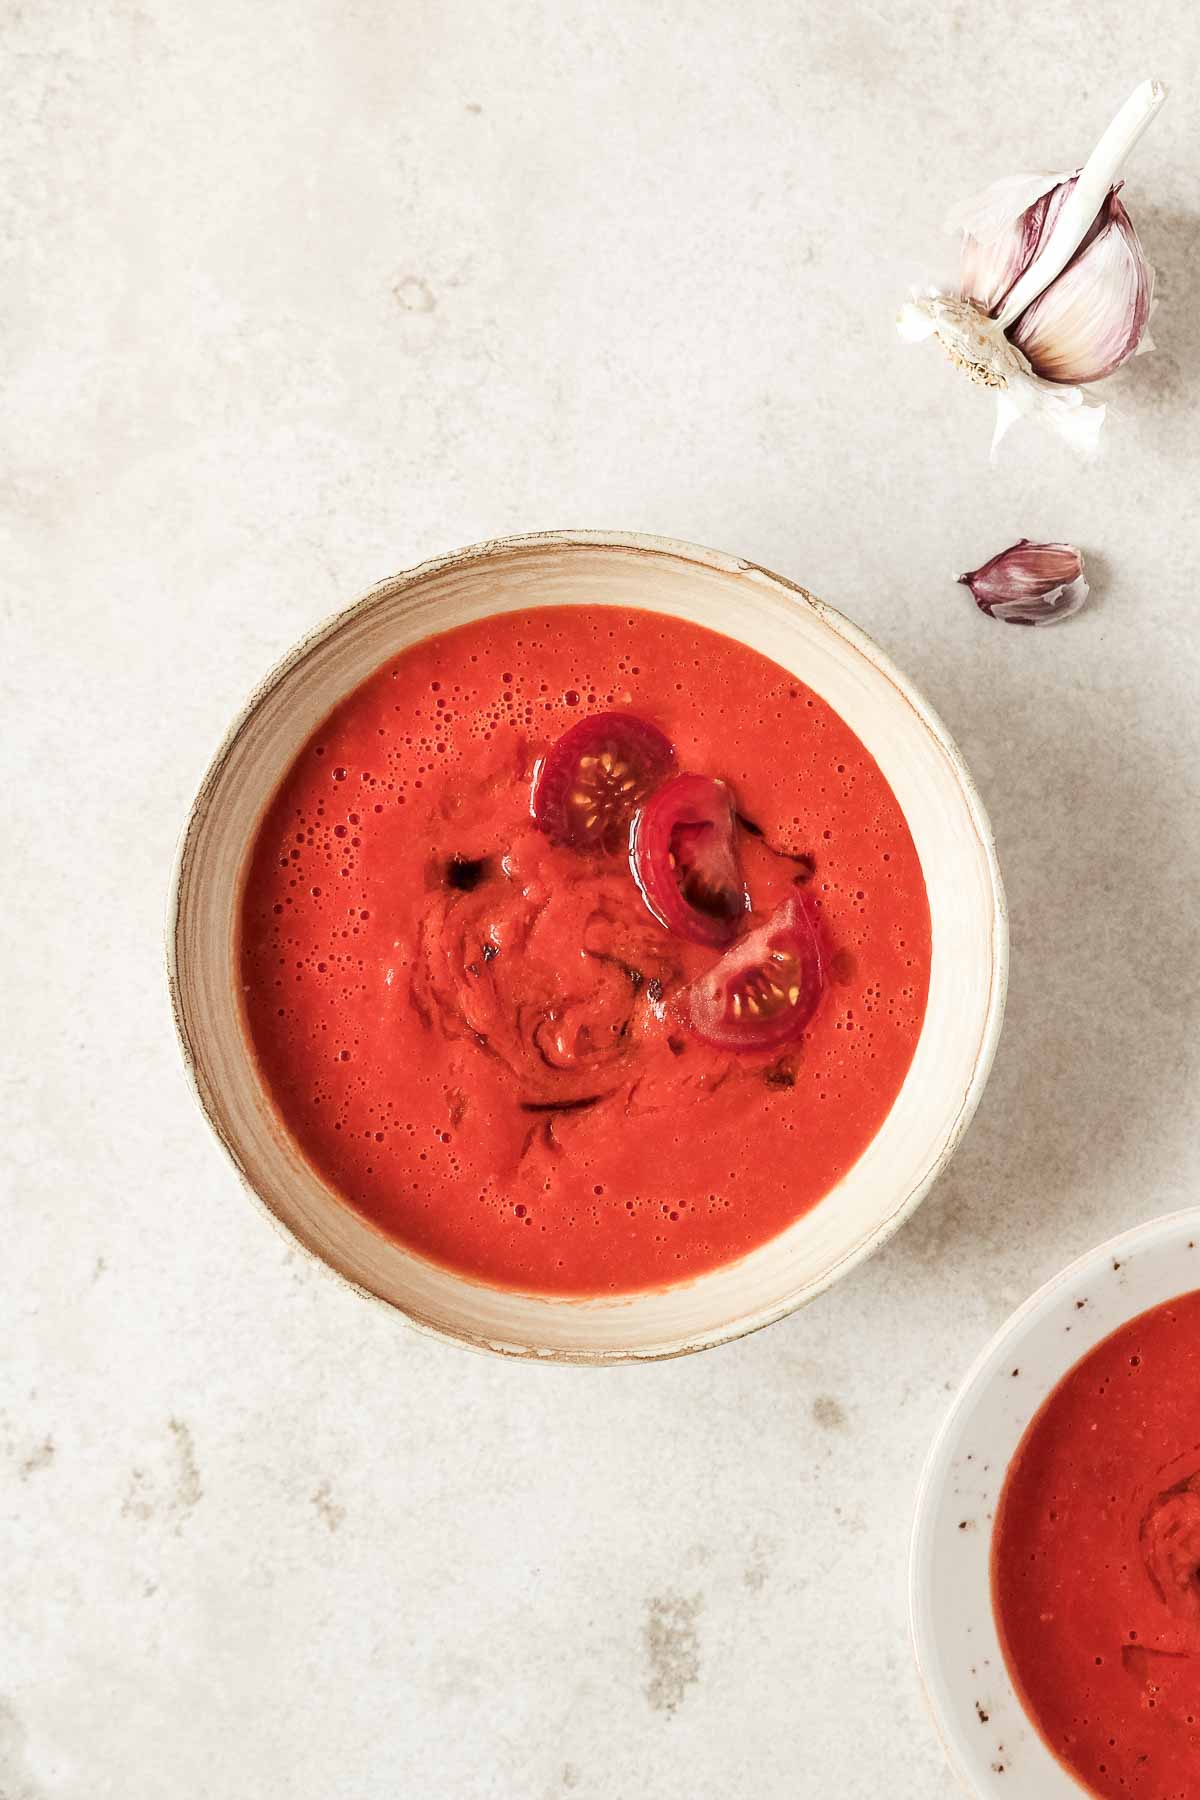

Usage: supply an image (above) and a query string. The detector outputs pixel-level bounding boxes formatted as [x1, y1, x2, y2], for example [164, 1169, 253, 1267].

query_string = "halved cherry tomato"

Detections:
[629, 773, 747, 946]
[532, 713, 675, 851]
[683, 893, 824, 1051]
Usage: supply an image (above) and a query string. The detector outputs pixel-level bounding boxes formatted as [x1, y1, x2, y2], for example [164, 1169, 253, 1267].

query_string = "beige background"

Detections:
[4, 4, 1199, 1796]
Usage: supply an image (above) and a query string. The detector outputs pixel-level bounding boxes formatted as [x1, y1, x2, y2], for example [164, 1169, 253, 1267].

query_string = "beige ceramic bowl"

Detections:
[168, 531, 1007, 1362]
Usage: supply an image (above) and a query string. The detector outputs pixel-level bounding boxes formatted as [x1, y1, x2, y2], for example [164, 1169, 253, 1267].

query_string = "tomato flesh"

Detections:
[531, 712, 675, 851]
[684, 893, 825, 1051]
[629, 773, 747, 946]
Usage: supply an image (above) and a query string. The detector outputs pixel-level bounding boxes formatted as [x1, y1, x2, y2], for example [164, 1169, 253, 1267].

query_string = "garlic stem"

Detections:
[994, 78, 1167, 331]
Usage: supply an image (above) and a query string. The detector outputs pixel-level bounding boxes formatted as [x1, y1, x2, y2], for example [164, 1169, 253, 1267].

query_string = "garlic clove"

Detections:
[958, 539, 1089, 626]
[1009, 191, 1153, 384]
[952, 172, 1077, 316]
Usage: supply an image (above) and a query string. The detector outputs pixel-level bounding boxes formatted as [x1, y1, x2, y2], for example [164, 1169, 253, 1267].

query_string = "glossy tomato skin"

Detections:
[531, 712, 675, 851]
[684, 892, 825, 1052]
[629, 772, 748, 947]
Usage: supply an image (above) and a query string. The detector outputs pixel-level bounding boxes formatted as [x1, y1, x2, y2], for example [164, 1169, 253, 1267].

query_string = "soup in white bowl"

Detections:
[911, 1209, 1200, 1796]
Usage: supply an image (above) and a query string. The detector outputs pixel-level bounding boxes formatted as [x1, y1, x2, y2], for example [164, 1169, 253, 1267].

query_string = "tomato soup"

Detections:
[238, 606, 930, 1294]
[993, 1290, 1200, 1799]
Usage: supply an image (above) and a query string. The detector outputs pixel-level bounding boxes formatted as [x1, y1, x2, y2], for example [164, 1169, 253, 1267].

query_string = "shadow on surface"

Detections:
[884, 656, 1200, 1299]
[1106, 202, 1200, 419]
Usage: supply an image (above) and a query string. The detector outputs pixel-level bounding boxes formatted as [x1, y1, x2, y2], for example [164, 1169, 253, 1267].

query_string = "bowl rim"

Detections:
[166, 528, 1009, 1362]
[908, 1204, 1200, 1794]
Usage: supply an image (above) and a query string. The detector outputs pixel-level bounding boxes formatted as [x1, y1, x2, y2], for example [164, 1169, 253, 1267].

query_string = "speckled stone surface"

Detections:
[4, 5, 1199, 1795]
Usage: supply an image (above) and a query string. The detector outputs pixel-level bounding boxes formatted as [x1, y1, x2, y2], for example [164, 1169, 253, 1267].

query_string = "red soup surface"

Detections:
[993, 1289, 1200, 1799]
[238, 605, 930, 1294]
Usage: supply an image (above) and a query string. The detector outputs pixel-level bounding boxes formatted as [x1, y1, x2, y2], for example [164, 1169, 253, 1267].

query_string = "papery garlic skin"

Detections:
[958, 539, 1089, 626]
[897, 293, 1106, 457]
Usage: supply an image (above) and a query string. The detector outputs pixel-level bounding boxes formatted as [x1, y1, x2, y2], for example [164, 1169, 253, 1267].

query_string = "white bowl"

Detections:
[910, 1207, 1200, 1794]
[168, 530, 1007, 1362]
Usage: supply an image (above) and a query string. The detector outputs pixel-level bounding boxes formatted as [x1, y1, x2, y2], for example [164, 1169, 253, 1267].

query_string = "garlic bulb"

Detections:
[899, 80, 1166, 455]
[958, 540, 1089, 626]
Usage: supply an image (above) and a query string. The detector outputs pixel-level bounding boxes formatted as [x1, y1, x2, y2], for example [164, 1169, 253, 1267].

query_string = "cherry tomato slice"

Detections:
[684, 893, 824, 1051]
[532, 713, 676, 851]
[629, 773, 747, 946]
